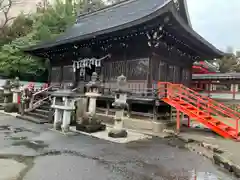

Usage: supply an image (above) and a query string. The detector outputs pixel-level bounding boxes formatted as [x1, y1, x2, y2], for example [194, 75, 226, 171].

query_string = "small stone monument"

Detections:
[108, 74, 128, 138]
[3, 80, 12, 103]
[11, 77, 21, 103]
[19, 88, 31, 115]
[76, 72, 106, 133]
[51, 87, 77, 133]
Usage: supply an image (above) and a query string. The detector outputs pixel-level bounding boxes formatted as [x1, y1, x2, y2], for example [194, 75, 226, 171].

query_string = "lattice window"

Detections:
[103, 62, 111, 81]
[173, 66, 180, 83]
[110, 61, 126, 81]
[126, 58, 149, 81]
[159, 60, 167, 81]
[51, 67, 61, 83]
[63, 65, 74, 82]
[181, 68, 191, 86]
[167, 65, 174, 82]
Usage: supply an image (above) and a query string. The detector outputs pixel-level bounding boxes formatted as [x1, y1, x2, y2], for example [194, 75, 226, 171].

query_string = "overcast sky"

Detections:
[186, 0, 240, 52]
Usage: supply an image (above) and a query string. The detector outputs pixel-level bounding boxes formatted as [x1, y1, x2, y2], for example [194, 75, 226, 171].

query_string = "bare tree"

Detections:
[0, 0, 20, 32]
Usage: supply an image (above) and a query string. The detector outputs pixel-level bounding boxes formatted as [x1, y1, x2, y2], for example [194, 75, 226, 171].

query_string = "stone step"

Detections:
[34, 109, 50, 116]
[26, 111, 48, 120]
[16, 114, 50, 124]
[39, 104, 51, 111]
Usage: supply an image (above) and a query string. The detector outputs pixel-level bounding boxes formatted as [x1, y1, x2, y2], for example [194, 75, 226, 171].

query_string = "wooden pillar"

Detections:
[147, 55, 153, 89]
[176, 110, 180, 133]
[187, 116, 190, 128]
[60, 64, 64, 87]
[74, 67, 80, 88]
[232, 83, 236, 100]
[105, 101, 110, 116]
[47, 60, 52, 85]
[153, 103, 158, 121]
[128, 102, 132, 118]
[199, 81, 202, 89]
[170, 106, 173, 121]
[207, 80, 211, 97]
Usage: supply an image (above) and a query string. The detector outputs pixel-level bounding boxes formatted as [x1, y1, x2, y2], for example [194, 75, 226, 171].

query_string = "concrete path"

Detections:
[176, 127, 240, 178]
[0, 113, 235, 180]
[0, 159, 26, 180]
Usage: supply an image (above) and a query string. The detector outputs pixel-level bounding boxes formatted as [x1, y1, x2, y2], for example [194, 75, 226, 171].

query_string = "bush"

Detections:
[4, 103, 19, 113]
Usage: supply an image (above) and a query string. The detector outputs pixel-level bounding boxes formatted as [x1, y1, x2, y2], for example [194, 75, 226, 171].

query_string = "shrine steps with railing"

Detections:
[18, 100, 52, 124]
[17, 86, 54, 124]
[158, 82, 240, 140]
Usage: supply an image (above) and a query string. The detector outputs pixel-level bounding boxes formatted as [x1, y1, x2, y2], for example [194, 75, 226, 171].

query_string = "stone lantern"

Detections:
[11, 77, 21, 104]
[108, 74, 129, 138]
[2, 80, 12, 103]
[51, 87, 77, 133]
[76, 72, 106, 133]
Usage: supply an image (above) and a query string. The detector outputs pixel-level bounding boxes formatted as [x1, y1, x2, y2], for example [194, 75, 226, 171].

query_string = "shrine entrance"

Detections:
[72, 54, 111, 89]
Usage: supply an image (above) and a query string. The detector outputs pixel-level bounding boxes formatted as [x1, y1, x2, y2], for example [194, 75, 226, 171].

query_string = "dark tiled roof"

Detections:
[24, 0, 224, 58]
[26, 0, 168, 51]
[61, 0, 166, 41]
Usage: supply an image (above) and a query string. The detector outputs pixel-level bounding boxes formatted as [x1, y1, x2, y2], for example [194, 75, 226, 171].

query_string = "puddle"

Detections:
[9, 136, 27, 141]
[189, 171, 221, 180]
[0, 125, 37, 135]
[12, 140, 48, 151]
[0, 125, 10, 131]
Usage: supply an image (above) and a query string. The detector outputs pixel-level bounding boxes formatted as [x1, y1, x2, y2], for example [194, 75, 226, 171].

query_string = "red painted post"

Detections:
[17, 94, 21, 104]
[177, 110, 180, 133]
[236, 117, 239, 137]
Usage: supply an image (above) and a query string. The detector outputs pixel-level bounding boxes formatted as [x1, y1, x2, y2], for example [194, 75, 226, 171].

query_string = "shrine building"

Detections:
[24, 0, 224, 92]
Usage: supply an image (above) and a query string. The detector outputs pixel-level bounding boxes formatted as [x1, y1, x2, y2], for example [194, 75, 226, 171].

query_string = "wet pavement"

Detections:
[0, 114, 236, 180]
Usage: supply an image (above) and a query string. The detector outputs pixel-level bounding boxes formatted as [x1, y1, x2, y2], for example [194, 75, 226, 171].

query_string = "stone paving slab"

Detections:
[0, 110, 18, 118]
[0, 159, 26, 180]
[176, 130, 240, 178]
[69, 126, 152, 143]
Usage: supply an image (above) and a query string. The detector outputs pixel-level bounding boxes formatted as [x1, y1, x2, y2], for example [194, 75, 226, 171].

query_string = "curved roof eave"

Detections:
[181, 0, 192, 27]
[170, 6, 225, 58]
[24, 0, 172, 53]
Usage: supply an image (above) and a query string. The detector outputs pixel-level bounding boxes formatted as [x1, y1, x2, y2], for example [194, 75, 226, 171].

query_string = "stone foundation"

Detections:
[96, 113, 169, 133]
[76, 123, 106, 133]
[108, 129, 127, 138]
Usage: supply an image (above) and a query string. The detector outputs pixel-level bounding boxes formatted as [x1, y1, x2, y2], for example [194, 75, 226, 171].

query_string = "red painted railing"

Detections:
[158, 82, 240, 138]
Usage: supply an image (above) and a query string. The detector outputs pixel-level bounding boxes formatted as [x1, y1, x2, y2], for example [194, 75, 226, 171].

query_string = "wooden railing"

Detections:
[158, 82, 240, 137]
[100, 87, 158, 98]
[26, 85, 55, 112]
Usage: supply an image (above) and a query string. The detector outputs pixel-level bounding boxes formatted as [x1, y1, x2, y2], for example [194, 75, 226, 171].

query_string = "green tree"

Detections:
[0, 33, 45, 78]
[216, 55, 239, 73]
[0, 0, 106, 79]
[0, 14, 34, 46]
[76, 0, 105, 15]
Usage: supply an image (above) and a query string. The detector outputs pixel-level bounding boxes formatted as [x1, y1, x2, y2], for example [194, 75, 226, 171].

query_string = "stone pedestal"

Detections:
[51, 89, 76, 133]
[11, 77, 21, 104]
[108, 110, 127, 138]
[54, 108, 63, 130]
[3, 89, 11, 103]
[86, 92, 98, 114]
[76, 98, 87, 124]
[12, 88, 21, 103]
[76, 72, 106, 133]
[108, 75, 128, 138]
[152, 121, 167, 133]
[3, 80, 12, 104]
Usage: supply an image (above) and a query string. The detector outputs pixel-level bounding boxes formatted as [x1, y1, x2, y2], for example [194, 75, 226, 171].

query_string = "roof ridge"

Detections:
[76, 0, 137, 21]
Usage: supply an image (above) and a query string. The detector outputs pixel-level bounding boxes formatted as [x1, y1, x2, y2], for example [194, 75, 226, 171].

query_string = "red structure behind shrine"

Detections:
[192, 61, 219, 74]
